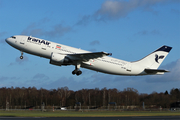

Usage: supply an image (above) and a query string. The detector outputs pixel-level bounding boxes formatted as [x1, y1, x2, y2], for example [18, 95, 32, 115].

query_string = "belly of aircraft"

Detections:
[81, 61, 130, 75]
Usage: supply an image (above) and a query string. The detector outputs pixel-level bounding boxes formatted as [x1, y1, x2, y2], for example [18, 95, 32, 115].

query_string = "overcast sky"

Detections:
[0, 0, 180, 94]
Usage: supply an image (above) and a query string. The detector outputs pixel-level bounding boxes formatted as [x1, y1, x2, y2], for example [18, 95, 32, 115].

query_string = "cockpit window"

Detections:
[11, 36, 16, 39]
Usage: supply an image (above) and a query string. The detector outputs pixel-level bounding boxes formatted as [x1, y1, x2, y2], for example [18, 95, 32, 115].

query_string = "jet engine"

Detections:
[50, 52, 70, 66]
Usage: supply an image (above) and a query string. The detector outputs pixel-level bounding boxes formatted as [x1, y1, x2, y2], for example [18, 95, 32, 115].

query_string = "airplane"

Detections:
[5, 35, 172, 76]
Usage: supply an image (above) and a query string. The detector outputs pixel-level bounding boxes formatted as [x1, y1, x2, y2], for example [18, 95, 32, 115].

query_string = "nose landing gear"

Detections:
[20, 51, 23, 59]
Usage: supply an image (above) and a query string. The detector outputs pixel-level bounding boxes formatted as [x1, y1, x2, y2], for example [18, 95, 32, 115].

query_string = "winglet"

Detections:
[102, 52, 112, 56]
[108, 53, 112, 56]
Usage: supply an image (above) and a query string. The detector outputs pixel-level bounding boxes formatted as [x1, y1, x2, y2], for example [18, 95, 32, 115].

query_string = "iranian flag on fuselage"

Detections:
[56, 45, 61, 49]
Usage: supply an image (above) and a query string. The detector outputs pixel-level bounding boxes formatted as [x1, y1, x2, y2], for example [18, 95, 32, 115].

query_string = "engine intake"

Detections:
[50, 52, 70, 66]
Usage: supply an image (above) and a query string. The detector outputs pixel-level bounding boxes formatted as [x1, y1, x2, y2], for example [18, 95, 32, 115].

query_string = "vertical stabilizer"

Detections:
[133, 45, 172, 69]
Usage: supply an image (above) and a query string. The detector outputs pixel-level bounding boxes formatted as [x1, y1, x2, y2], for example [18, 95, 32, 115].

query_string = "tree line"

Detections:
[0, 87, 179, 109]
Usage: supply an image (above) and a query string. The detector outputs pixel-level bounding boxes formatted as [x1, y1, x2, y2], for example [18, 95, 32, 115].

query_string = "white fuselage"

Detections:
[6, 35, 169, 76]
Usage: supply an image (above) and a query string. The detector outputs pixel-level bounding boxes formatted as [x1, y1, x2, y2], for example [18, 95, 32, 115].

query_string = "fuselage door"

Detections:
[41, 43, 47, 50]
[126, 62, 131, 72]
[20, 37, 26, 45]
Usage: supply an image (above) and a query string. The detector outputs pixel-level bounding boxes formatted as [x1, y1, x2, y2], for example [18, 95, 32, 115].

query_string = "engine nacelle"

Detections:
[50, 53, 70, 66]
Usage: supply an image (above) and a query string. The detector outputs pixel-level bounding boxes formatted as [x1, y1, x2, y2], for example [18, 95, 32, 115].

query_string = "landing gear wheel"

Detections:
[20, 56, 23, 59]
[72, 70, 82, 76]
[76, 71, 82, 76]
[72, 70, 77, 75]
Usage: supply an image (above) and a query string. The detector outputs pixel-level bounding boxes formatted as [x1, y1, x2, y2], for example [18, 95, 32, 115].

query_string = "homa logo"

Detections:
[155, 54, 164, 63]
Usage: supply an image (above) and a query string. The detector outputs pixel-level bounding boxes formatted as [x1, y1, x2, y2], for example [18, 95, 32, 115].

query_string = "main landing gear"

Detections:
[20, 51, 23, 59]
[72, 63, 82, 76]
[72, 70, 82, 76]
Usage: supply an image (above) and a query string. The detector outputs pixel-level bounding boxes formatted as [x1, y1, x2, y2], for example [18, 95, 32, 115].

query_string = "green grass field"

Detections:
[0, 110, 180, 117]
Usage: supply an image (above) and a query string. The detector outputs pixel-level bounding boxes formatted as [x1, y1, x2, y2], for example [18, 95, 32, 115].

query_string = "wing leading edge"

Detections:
[67, 52, 112, 61]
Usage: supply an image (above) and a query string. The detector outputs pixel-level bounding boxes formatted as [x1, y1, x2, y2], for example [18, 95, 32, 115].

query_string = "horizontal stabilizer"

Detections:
[145, 69, 169, 74]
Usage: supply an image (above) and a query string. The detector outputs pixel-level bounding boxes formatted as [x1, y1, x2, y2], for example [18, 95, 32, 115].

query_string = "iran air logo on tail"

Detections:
[155, 54, 164, 63]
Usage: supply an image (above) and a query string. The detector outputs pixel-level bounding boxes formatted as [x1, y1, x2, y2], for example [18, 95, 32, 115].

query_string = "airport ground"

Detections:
[0, 110, 180, 117]
[0, 116, 180, 120]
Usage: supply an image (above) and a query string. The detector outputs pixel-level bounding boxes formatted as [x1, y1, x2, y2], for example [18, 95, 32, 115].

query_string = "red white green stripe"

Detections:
[56, 45, 61, 49]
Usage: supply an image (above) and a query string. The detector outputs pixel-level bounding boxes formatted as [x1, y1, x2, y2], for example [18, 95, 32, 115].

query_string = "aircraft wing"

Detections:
[67, 52, 112, 61]
[144, 69, 169, 74]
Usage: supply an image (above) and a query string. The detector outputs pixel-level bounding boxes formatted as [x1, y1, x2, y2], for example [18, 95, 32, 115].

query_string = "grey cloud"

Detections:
[163, 59, 180, 81]
[8, 56, 28, 66]
[145, 59, 180, 83]
[76, 0, 179, 25]
[16, 56, 28, 64]
[88, 40, 100, 52]
[39, 17, 51, 24]
[21, 18, 72, 38]
[76, 15, 92, 26]
[21, 18, 50, 36]
[23, 73, 50, 87]
[95, 0, 171, 20]
[136, 29, 161, 36]
[137, 30, 148, 35]
[74, 59, 180, 90]
[0, 39, 6, 44]
[151, 30, 161, 35]
[44, 58, 180, 91]
[42, 76, 87, 90]
[171, 9, 180, 14]
[94, 0, 132, 20]
[45, 24, 72, 38]
[33, 73, 49, 80]
[0, 76, 8, 81]
[81, 59, 180, 92]
[7, 58, 179, 93]
[0, 76, 20, 82]
[90, 40, 100, 46]
[0, 32, 7, 36]
[21, 23, 37, 36]
[22, 24, 72, 38]
[28, 29, 44, 37]
[0, 32, 7, 44]
[7, 74, 50, 89]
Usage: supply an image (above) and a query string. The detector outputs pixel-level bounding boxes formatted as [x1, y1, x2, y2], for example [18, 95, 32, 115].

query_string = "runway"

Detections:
[0, 116, 180, 120]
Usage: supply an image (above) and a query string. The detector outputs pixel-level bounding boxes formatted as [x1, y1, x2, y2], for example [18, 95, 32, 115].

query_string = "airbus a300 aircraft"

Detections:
[6, 35, 172, 76]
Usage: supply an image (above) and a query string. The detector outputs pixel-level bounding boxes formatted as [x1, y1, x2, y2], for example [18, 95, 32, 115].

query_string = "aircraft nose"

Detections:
[5, 38, 10, 44]
[5, 37, 13, 45]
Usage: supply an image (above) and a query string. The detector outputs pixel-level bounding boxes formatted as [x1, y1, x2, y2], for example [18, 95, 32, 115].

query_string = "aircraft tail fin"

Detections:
[133, 45, 172, 69]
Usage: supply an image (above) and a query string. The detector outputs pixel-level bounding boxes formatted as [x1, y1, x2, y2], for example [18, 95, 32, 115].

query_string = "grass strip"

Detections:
[0, 111, 180, 117]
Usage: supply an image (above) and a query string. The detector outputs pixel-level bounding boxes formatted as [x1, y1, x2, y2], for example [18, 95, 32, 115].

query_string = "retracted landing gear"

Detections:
[20, 51, 23, 59]
[72, 63, 82, 76]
